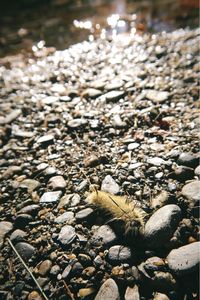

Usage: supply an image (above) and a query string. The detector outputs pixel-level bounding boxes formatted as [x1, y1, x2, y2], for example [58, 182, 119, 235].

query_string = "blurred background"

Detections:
[0, 0, 199, 57]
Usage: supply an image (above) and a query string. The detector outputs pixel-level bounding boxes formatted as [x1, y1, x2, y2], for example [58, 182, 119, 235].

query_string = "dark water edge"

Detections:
[0, 0, 199, 58]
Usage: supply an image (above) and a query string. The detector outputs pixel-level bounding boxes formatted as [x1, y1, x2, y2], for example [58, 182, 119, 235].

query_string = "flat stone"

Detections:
[104, 90, 125, 102]
[15, 242, 36, 260]
[144, 205, 182, 248]
[82, 88, 102, 99]
[90, 225, 117, 246]
[107, 245, 132, 265]
[17, 204, 40, 215]
[38, 260, 52, 276]
[67, 118, 87, 129]
[167, 242, 200, 275]
[42, 96, 59, 104]
[37, 134, 54, 144]
[58, 225, 76, 246]
[127, 143, 140, 151]
[177, 152, 199, 168]
[125, 285, 140, 300]
[2, 166, 22, 179]
[146, 90, 169, 103]
[153, 293, 170, 300]
[40, 191, 62, 203]
[128, 162, 143, 170]
[147, 157, 166, 166]
[54, 211, 74, 223]
[62, 265, 72, 279]
[101, 175, 120, 195]
[10, 229, 27, 244]
[0, 109, 21, 125]
[95, 278, 120, 300]
[0, 221, 13, 248]
[84, 154, 100, 167]
[181, 181, 200, 207]
[48, 175, 66, 190]
[75, 208, 94, 221]
[19, 179, 40, 193]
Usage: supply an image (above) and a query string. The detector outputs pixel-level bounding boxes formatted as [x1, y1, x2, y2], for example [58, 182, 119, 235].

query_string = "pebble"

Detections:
[147, 157, 166, 166]
[61, 265, 72, 279]
[101, 175, 120, 194]
[78, 287, 95, 298]
[127, 143, 140, 151]
[40, 191, 62, 203]
[58, 225, 76, 246]
[38, 260, 52, 276]
[2, 166, 22, 179]
[181, 181, 200, 207]
[124, 285, 140, 300]
[67, 118, 87, 129]
[144, 205, 182, 248]
[37, 134, 54, 144]
[84, 154, 100, 167]
[48, 175, 66, 190]
[172, 166, 194, 182]
[0, 221, 13, 248]
[177, 152, 199, 168]
[54, 211, 74, 223]
[10, 229, 27, 244]
[107, 245, 132, 265]
[82, 88, 102, 99]
[194, 165, 200, 176]
[153, 293, 170, 300]
[90, 225, 117, 246]
[95, 278, 120, 300]
[166, 241, 200, 275]
[75, 208, 94, 221]
[104, 90, 125, 102]
[27, 291, 43, 300]
[0, 109, 21, 125]
[58, 193, 80, 208]
[146, 90, 169, 103]
[50, 265, 60, 276]
[17, 205, 40, 215]
[15, 242, 36, 260]
[19, 179, 40, 192]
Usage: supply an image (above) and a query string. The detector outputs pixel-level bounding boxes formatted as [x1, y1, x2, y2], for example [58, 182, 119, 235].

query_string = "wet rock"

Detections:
[58, 225, 76, 246]
[181, 181, 200, 207]
[54, 211, 74, 223]
[124, 285, 140, 300]
[104, 90, 125, 102]
[48, 175, 66, 190]
[144, 205, 182, 248]
[107, 245, 132, 265]
[146, 90, 169, 103]
[15, 242, 36, 260]
[167, 242, 200, 275]
[40, 191, 62, 203]
[101, 175, 120, 194]
[90, 225, 117, 246]
[38, 260, 52, 276]
[95, 278, 120, 300]
[177, 152, 199, 169]
[10, 229, 27, 244]
[75, 208, 94, 221]
[0, 221, 13, 248]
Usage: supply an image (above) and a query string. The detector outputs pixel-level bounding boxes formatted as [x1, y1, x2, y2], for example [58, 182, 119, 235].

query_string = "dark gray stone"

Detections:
[107, 245, 131, 265]
[144, 205, 182, 248]
[10, 229, 27, 244]
[58, 225, 76, 246]
[177, 152, 199, 168]
[15, 242, 36, 260]
[167, 242, 200, 275]
[90, 225, 117, 246]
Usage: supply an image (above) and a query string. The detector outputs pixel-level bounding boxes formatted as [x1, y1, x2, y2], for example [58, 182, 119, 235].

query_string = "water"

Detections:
[0, 0, 199, 57]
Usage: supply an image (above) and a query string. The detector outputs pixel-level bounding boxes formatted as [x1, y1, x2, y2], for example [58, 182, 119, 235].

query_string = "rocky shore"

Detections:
[0, 27, 199, 299]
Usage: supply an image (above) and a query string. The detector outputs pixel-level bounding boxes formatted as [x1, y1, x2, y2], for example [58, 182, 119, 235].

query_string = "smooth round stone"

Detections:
[37, 134, 54, 144]
[75, 208, 94, 221]
[146, 90, 169, 103]
[107, 245, 131, 265]
[15, 242, 36, 260]
[19, 179, 40, 193]
[58, 225, 76, 246]
[167, 242, 200, 275]
[127, 143, 140, 151]
[173, 166, 194, 182]
[82, 88, 102, 99]
[50, 265, 60, 276]
[147, 157, 166, 166]
[48, 175, 66, 190]
[104, 90, 125, 102]
[54, 211, 74, 223]
[194, 165, 200, 176]
[144, 205, 182, 248]
[0, 221, 13, 248]
[181, 181, 200, 206]
[90, 225, 117, 246]
[38, 260, 52, 276]
[28, 291, 43, 300]
[67, 118, 87, 129]
[10, 229, 27, 244]
[101, 175, 120, 195]
[153, 293, 170, 300]
[17, 205, 40, 215]
[177, 152, 199, 168]
[125, 285, 140, 300]
[14, 214, 33, 228]
[95, 278, 120, 300]
[40, 191, 62, 203]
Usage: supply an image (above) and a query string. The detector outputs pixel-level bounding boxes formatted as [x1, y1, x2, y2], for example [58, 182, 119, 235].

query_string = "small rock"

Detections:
[171, 166, 194, 182]
[38, 260, 52, 276]
[151, 191, 169, 209]
[28, 291, 43, 300]
[104, 90, 125, 102]
[144, 205, 182, 248]
[82, 266, 96, 278]
[58, 225, 76, 246]
[40, 191, 62, 203]
[15, 242, 36, 260]
[2, 166, 22, 179]
[19, 179, 40, 192]
[67, 118, 87, 129]
[54, 211, 74, 223]
[75, 208, 94, 221]
[14, 214, 33, 228]
[146, 90, 169, 103]
[48, 175, 66, 190]
[0, 109, 21, 125]
[78, 287, 95, 298]
[95, 278, 120, 300]
[58, 193, 80, 208]
[153, 293, 170, 300]
[147, 157, 166, 166]
[50, 265, 60, 276]
[127, 143, 140, 151]
[107, 245, 132, 265]
[167, 242, 200, 275]
[90, 225, 117, 246]
[124, 285, 140, 300]
[61, 265, 72, 279]
[84, 154, 100, 167]
[194, 165, 200, 176]
[101, 175, 120, 194]
[82, 88, 102, 99]
[17, 205, 40, 215]
[10, 229, 27, 244]
[152, 271, 177, 291]
[0, 221, 13, 248]
[177, 152, 199, 168]
[181, 181, 200, 207]
[37, 134, 54, 144]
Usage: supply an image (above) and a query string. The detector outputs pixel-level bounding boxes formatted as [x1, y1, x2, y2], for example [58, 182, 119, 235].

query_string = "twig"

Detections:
[62, 279, 76, 300]
[7, 238, 49, 300]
